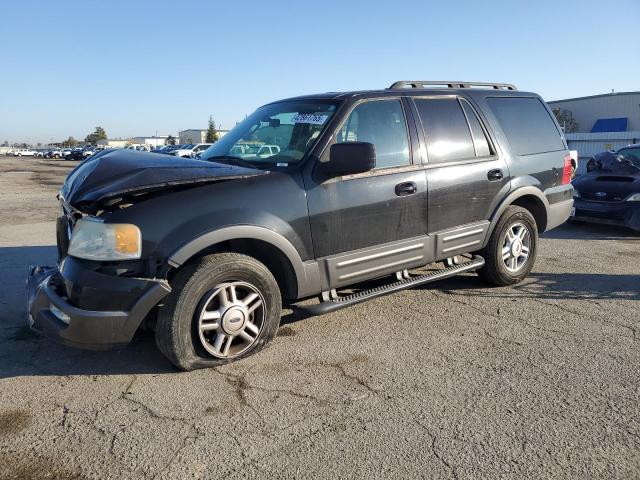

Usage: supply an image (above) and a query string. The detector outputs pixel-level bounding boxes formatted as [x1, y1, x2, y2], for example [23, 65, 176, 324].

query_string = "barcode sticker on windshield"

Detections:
[292, 114, 328, 125]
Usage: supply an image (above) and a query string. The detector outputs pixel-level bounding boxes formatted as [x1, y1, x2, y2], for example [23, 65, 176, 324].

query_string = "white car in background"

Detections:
[172, 143, 212, 158]
[238, 144, 281, 160]
[15, 149, 37, 157]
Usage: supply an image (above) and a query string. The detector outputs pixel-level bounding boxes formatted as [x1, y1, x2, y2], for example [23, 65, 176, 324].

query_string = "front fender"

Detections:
[167, 225, 321, 299]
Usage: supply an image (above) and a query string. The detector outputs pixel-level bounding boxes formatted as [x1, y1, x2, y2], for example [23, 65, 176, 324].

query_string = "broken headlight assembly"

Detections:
[67, 217, 142, 261]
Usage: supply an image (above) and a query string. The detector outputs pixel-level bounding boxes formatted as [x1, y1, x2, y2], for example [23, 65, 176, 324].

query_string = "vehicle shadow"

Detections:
[415, 269, 640, 302]
[543, 222, 640, 241]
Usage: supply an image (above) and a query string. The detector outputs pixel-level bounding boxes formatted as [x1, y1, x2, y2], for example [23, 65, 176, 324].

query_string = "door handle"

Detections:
[395, 181, 418, 196]
[487, 169, 504, 181]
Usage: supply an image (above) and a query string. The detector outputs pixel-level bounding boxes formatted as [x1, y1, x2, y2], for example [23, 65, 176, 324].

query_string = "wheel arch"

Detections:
[167, 226, 321, 300]
[486, 187, 549, 244]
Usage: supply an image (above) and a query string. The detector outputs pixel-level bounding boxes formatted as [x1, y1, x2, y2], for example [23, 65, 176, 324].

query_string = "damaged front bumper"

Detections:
[572, 198, 640, 231]
[27, 257, 171, 350]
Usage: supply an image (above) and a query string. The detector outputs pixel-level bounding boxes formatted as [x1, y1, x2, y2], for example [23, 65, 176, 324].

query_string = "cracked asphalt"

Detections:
[0, 157, 639, 479]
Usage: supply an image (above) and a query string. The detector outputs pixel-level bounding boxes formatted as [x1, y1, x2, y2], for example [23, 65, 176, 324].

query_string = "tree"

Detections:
[1, 140, 8, 147]
[205, 116, 219, 143]
[62, 136, 78, 147]
[166, 135, 176, 145]
[552, 108, 578, 133]
[84, 126, 108, 145]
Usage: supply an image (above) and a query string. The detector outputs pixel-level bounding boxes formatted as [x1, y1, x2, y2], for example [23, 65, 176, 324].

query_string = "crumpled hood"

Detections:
[60, 148, 268, 208]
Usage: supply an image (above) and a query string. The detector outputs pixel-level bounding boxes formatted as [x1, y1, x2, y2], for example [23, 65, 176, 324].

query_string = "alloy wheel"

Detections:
[502, 222, 531, 273]
[196, 281, 265, 359]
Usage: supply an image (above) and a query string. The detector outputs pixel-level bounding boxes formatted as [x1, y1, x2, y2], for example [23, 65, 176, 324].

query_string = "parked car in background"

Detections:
[172, 143, 212, 158]
[27, 80, 573, 370]
[59, 148, 73, 159]
[237, 144, 281, 160]
[571, 148, 640, 231]
[151, 145, 178, 154]
[85, 147, 99, 157]
[15, 148, 37, 157]
[66, 147, 97, 161]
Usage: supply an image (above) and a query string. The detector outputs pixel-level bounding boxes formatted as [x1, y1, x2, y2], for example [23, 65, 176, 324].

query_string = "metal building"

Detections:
[547, 91, 640, 133]
[547, 91, 640, 171]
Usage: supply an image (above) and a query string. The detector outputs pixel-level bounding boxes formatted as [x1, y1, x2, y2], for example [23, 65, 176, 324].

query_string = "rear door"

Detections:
[410, 96, 510, 258]
[306, 97, 428, 288]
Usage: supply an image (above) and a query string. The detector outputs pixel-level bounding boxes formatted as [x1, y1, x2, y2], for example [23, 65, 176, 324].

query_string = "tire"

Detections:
[478, 206, 538, 286]
[155, 252, 282, 371]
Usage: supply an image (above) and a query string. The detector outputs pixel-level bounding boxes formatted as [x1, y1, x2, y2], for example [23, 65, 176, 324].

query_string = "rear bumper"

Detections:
[546, 199, 574, 231]
[572, 198, 640, 231]
[27, 258, 170, 350]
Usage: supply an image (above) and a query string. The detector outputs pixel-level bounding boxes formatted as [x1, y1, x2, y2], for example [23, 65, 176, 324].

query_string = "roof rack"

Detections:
[388, 80, 517, 91]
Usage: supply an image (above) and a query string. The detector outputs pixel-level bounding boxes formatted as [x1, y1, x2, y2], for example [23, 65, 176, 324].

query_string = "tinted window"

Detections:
[619, 147, 640, 168]
[486, 97, 564, 155]
[461, 100, 492, 157]
[414, 98, 475, 163]
[337, 100, 410, 169]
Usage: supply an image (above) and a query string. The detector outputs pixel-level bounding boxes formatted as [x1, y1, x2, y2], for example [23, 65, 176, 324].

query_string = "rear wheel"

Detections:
[155, 253, 282, 371]
[478, 206, 538, 286]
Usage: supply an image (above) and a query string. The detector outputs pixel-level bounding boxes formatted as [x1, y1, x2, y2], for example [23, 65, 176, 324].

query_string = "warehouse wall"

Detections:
[548, 92, 640, 133]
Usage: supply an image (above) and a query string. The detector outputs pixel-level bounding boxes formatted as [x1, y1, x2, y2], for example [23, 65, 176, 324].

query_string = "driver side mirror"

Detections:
[323, 142, 376, 178]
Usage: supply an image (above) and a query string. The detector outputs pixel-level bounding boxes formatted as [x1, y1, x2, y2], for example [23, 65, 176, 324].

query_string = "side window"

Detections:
[486, 97, 565, 155]
[414, 98, 475, 163]
[460, 100, 492, 157]
[336, 99, 410, 169]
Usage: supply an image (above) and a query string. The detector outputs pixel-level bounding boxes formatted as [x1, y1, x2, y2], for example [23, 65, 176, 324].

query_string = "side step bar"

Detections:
[298, 255, 485, 316]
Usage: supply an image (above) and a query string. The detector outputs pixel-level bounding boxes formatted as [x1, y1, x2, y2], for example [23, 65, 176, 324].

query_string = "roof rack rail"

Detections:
[388, 80, 517, 91]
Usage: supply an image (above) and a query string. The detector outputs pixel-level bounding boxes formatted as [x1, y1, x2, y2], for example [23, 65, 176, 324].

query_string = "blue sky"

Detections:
[1, 0, 637, 144]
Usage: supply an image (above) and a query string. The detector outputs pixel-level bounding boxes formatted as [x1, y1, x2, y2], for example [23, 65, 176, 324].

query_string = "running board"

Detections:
[299, 255, 485, 316]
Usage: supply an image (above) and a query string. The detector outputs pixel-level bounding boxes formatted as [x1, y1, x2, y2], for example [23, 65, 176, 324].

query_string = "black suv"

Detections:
[27, 80, 574, 370]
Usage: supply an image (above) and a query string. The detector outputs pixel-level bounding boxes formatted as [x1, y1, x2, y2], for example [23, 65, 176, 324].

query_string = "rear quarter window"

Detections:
[486, 97, 565, 156]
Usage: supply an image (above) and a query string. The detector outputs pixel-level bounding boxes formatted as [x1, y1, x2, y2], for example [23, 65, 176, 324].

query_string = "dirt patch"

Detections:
[278, 326, 297, 337]
[0, 409, 31, 436]
[0, 451, 85, 480]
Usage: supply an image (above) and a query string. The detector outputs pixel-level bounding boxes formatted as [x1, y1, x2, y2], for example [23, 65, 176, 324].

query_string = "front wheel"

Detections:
[478, 206, 538, 286]
[155, 253, 282, 371]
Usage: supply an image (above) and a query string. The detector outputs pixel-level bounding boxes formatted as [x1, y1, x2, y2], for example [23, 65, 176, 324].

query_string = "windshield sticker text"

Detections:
[292, 114, 328, 125]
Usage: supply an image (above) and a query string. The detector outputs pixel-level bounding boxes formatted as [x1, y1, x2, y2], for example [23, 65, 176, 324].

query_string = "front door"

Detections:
[306, 98, 428, 289]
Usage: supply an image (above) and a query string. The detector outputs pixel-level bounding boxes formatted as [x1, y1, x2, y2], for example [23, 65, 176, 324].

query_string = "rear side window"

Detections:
[414, 98, 475, 163]
[486, 97, 564, 156]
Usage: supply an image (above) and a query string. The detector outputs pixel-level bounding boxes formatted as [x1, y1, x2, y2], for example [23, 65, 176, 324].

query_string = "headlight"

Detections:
[67, 218, 142, 261]
[625, 193, 640, 202]
[573, 190, 581, 199]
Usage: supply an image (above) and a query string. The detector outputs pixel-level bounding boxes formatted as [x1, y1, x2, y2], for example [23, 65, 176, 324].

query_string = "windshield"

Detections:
[619, 147, 640, 168]
[201, 100, 339, 165]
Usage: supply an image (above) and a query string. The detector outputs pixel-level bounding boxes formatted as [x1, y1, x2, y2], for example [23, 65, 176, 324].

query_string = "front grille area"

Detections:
[580, 192, 625, 202]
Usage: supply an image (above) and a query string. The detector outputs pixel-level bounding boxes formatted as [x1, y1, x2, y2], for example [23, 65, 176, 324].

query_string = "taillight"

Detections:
[562, 154, 572, 185]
